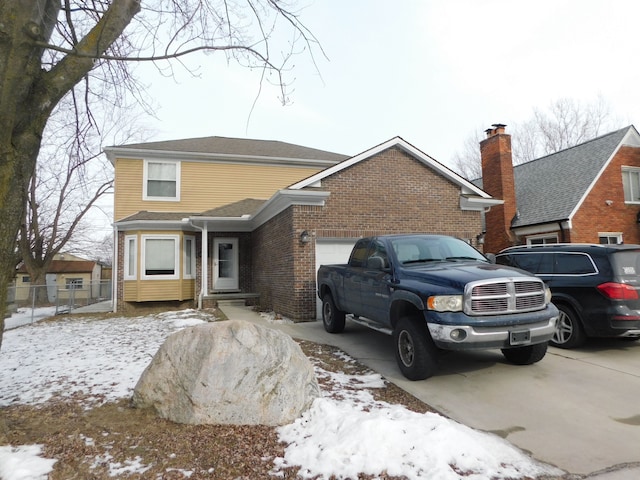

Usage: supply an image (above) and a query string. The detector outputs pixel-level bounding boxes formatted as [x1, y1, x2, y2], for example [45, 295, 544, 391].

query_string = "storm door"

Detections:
[213, 238, 239, 291]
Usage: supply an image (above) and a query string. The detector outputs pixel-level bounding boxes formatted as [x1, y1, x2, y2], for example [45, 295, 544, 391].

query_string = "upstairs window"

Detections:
[144, 160, 180, 201]
[622, 167, 640, 203]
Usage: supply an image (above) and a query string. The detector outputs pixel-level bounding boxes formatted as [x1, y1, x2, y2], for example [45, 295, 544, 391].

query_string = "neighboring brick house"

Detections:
[477, 124, 640, 253]
[106, 135, 500, 320]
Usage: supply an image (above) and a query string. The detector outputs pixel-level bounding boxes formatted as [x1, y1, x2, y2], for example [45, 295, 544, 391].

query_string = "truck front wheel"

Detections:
[393, 316, 439, 380]
[322, 293, 346, 333]
[501, 342, 548, 365]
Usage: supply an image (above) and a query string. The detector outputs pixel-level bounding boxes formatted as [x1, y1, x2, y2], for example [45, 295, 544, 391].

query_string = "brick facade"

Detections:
[252, 146, 484, 320]
[571, 146, 640, 244]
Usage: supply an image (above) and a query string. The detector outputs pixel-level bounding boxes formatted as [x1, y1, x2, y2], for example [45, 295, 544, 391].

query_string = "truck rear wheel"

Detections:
[393, 316, 439, 380]
[501, 342, 547, 365]
[322, 293, 346, 333]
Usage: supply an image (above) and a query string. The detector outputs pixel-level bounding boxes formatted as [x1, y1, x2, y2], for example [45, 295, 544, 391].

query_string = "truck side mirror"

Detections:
[485, 253, 496, 264]
[367, 256, 386, 270]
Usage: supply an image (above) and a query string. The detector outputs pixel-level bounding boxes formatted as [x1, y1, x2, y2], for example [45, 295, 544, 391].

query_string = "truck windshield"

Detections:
[390, 236, 487, 265]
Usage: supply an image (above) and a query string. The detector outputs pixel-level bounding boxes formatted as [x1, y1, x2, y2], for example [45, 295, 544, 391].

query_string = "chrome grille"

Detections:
[465, 278, 547, 316]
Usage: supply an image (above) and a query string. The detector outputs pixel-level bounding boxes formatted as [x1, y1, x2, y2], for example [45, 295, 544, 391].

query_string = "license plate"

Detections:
[510, 330, 531, 345]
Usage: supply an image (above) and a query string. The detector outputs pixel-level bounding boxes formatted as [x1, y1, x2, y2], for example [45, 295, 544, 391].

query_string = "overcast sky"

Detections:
[134, 0, 640, 167]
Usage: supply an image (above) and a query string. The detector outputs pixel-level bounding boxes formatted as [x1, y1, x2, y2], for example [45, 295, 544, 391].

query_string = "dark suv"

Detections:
[495, 243, 640, 348]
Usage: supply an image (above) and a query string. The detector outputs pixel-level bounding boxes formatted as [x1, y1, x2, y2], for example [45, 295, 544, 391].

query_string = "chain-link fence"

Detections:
[5, 280, 112, 327]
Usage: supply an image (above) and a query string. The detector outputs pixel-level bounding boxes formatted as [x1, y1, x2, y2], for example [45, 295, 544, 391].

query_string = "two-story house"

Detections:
[477, 124, 640, 253]
[106, 136, 501, 320]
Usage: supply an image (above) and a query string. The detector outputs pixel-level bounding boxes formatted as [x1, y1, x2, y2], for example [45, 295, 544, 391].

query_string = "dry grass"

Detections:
[0, 340, 437, 479]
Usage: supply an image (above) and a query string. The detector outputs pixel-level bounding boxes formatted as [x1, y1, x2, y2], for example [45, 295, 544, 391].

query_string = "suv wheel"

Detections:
[551, 304, 586, 349]
[393, 316, 439, 380]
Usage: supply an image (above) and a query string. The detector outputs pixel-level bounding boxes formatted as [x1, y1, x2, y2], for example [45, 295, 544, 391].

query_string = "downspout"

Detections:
[558, 221, 566, 243]
[112, 224, 118, 313]
[190, 221, 208, 309]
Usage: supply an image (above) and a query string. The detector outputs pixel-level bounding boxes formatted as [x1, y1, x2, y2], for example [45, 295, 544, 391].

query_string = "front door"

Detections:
[213, 238, 239, 291]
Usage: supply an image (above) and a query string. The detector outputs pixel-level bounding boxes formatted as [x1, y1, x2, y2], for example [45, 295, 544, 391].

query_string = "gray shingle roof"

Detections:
[200, 198, 267, 217]
[119, 211, 197, 222]
[115, 136, 348, 163]
[511, 126, 634, 227]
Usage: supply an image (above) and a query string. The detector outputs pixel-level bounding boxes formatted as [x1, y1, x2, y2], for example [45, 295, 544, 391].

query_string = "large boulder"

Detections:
[132, 320, 319, 426]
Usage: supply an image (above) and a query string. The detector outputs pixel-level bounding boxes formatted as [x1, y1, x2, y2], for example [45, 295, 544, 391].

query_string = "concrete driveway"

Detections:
[225, 303, 640, 477]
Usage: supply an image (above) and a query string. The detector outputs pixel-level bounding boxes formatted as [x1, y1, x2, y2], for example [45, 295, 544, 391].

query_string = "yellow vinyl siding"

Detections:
[114, 158, 144, 221]
[123, 279, 190, 302]
[114, 157, 323, 220]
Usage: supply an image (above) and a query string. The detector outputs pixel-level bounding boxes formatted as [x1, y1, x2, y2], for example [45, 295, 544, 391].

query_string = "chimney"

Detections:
[480, 124, 517, 253]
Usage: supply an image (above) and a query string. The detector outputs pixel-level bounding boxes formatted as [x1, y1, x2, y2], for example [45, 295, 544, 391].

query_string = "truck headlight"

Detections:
[545, 286, 552, 305]
[427, 295, 463, 312]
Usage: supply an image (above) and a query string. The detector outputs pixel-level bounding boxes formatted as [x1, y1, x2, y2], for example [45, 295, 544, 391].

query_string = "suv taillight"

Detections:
[597, 282, 639, 300]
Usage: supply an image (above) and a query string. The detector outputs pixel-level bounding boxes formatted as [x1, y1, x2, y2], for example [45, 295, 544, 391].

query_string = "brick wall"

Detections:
[254, 146, 483, 320]
[571, 146, 640, 243]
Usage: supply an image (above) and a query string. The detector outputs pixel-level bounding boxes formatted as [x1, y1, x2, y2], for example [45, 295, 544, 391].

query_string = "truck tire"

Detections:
[501, 342, 547, 365]
[393, 316, 439, 380]
[322, 293, 346, 333]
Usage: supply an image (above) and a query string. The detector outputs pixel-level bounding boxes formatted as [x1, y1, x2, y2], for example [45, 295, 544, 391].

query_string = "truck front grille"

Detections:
[464, 278, 547, 316]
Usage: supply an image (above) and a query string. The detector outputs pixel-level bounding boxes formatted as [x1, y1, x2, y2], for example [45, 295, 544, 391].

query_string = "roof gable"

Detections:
[512, 125, 640, 227]
[289, 136, 492, 199]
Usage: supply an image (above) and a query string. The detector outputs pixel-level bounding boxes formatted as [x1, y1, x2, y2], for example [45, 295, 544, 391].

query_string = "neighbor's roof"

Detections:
[105, 136, 349, 165]
[511, 126, 639, 227]
[16, 260, 96, 274]
[474, 125, 640, 228]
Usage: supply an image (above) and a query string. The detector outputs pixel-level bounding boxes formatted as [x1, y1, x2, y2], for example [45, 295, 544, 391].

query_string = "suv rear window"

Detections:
[610, 250, 640, 285]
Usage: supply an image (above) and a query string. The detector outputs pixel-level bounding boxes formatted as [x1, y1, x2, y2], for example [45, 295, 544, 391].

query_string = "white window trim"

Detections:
[141, 234, 180, 280]
[183, 236, 196, 279]
[124, 235, 137, 280]
[526, 234, 559, 245]
[143, 159, 181, 202]
[598, 232, 623, 244]
[622, 167, 640, 204]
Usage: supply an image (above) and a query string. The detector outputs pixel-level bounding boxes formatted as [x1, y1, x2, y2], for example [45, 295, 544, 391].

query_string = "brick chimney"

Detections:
[480, 124, 517, 253]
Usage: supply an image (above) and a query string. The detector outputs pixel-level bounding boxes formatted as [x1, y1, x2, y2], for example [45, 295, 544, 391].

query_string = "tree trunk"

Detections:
[0, 0, 141, 351]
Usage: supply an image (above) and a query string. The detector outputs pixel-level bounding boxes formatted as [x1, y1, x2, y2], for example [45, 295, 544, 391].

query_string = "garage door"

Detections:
[314, 239, 358, 319]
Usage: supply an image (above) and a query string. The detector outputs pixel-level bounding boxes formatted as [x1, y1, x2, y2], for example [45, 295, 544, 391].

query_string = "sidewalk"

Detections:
[218, 302, 640, 480]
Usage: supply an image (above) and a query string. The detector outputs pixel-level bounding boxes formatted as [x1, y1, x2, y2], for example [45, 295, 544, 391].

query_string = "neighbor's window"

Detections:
[66, 278, 83, 289]
[622, 167, 640, 203]
[124, 236, 137, 280]
[184, 236, 196, 279]
[142, 236, 180, 279]
[527, 235, 558, 245]
[144, 160, 180, 200]
[599, 233, 623, 245]
[22, 276, 30, 283]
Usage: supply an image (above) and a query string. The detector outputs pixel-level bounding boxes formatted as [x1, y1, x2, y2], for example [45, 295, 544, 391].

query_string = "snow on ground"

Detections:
[0, 310, 564, 480]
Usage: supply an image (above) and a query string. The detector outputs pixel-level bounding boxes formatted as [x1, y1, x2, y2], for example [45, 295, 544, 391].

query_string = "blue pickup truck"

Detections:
[317, 234, 559, 380]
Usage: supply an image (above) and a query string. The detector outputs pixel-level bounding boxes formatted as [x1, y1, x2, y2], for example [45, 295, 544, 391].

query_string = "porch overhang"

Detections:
[184, 189, 330, 231]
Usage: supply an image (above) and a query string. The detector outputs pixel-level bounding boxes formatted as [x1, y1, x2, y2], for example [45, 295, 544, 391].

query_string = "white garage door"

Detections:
[314, 239, 358, 319]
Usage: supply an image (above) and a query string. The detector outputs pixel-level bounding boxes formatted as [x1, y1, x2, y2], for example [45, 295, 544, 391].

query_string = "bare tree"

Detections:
[0, 1, 320, 349]
[451, 96, 618, 179]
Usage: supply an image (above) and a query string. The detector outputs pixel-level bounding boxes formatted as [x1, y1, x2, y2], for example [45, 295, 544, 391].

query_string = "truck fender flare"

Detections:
[390, 290, 425, 327]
